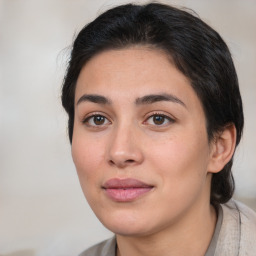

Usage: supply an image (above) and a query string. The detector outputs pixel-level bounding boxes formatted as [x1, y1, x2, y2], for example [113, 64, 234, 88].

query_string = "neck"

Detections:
[116, 185, 217, 256]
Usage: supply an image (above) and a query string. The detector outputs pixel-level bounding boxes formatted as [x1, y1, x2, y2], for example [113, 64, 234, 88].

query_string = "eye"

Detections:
[145, 114, 174, 126]
[83, 114, 111, 127]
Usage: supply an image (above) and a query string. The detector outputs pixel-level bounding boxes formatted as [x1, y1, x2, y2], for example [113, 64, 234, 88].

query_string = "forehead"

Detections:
[75, 47, 201, 109]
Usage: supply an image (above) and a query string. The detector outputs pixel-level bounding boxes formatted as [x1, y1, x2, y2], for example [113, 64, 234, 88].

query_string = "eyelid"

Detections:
[143, 111, 175, 126]
[82, 112, 112, 126]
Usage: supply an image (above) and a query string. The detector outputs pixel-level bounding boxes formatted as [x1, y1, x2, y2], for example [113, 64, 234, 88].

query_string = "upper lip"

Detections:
[102, 178, 153, 189]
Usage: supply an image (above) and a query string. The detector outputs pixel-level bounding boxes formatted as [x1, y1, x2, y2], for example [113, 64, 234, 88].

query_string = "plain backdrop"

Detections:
[0, 0, 255, 255]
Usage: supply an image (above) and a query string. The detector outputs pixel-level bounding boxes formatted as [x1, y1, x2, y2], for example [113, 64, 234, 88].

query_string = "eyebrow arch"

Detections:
[135, 93, 186, 108]
[77, 94, 111, 105]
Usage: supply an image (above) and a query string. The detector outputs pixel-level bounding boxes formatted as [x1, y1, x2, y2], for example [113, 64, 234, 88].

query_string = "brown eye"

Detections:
[83, 114, 111, 127]
[93, 115, 105, 125]
[153, 115, 165, 125]
[145, 114, 174, 126]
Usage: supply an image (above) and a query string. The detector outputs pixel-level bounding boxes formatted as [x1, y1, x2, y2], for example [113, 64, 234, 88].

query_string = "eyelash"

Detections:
[144, 112, 175, 127]
[82, 112, 175, 128]
[82, 113, 111, 128]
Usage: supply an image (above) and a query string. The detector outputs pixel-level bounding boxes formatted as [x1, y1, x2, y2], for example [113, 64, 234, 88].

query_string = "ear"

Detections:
[207, 124, 237, 174]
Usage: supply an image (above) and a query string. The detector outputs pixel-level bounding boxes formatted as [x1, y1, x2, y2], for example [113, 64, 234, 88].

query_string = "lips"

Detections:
[102, 178, 154, 202]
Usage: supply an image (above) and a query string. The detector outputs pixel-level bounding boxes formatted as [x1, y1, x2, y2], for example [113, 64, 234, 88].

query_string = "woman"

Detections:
[62, 3, 256, 256]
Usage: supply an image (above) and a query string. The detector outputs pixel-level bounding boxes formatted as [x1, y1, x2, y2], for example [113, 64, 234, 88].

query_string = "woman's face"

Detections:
[72, 47, 214, 236]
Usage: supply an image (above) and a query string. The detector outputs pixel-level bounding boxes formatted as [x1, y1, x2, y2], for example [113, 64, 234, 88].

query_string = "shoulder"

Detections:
[222, 199, 256, 232]
[231, 200, 256, 252]
[79, 236, 116, 256]
[222, 199, 256, 219]
[216, 199, 256, 255]
[233, 199, 256, 221]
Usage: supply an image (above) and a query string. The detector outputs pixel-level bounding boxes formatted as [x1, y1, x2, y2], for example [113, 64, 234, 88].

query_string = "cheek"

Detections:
[147, 131, 210, 189]
[71, 133, 105, 183]
[71, 135, 108, 211]
[145, 137, 210, 221]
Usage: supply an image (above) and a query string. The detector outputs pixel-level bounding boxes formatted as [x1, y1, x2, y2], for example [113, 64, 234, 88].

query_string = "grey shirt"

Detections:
[79, 199, 256, 256]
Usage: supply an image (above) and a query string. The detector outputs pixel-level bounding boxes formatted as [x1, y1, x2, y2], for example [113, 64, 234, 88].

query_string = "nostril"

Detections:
[108, 159, 135, 167]
[109, 160, 115, 165]
[126, 159, 135, 163]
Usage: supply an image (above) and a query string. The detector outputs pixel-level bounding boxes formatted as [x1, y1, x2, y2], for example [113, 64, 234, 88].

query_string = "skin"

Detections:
[72, 47, 236, 256]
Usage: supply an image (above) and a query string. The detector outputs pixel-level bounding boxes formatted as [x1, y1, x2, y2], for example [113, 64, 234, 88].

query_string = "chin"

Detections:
[97, 210, 156, 237]
[105, 223, 152, 237]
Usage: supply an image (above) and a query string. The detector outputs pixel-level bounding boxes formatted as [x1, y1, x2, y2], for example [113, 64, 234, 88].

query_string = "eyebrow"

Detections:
[135, 93, 186, 108]
[77, 94, 111, 105]
[77, 93, 186, 108]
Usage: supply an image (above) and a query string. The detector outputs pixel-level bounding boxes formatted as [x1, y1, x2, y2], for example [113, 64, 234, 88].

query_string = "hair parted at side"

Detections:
[62, 3, 244, 205]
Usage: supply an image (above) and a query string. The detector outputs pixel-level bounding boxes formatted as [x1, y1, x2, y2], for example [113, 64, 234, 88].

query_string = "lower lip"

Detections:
[104, 187, 153, 202]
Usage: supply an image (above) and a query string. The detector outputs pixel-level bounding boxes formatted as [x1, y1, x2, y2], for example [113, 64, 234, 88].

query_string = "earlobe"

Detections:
[207, 124, 237, 174]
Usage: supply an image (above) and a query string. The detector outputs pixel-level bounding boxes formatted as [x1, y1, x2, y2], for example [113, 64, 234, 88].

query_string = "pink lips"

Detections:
[102, 178, 154, 202]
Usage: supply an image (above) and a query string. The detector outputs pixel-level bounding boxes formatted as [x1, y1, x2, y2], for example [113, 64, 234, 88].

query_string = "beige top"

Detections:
[79, 199, 256, 256]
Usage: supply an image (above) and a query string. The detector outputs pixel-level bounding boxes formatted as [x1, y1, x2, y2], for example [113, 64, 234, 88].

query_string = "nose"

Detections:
[107, 124, 144, 168]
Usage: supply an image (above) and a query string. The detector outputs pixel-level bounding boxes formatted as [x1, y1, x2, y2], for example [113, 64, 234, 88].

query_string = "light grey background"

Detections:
[0, 0, 255, 255]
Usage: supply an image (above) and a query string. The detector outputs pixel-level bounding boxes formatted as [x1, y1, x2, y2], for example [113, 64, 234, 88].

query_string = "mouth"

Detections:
[102, 178, 154, 202]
